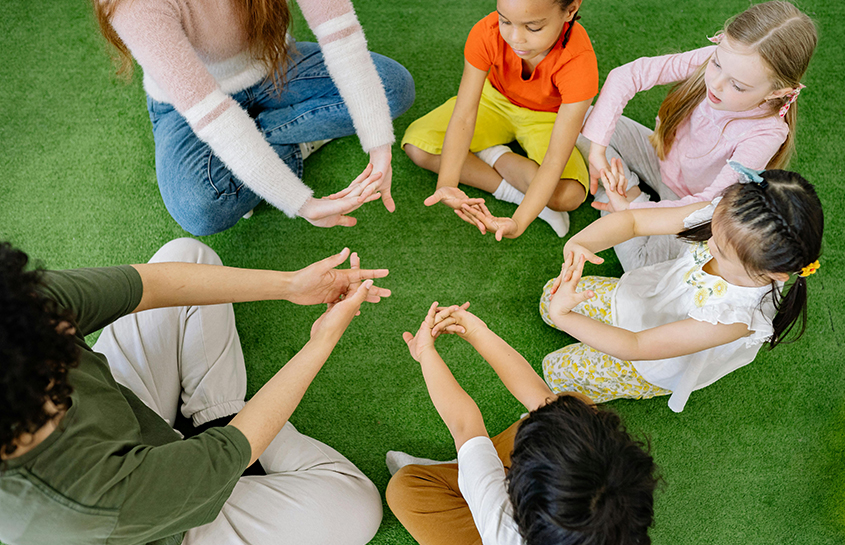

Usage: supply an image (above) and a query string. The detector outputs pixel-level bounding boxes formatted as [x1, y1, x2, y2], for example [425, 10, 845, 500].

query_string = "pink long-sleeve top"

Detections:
[110, 0, 394, 217]
[581, 46, 789, 209]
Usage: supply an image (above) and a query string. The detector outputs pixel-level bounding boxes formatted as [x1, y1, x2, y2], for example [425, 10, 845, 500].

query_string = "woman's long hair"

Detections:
[93, 0, 293, 86]
[649, 1, 817, 169]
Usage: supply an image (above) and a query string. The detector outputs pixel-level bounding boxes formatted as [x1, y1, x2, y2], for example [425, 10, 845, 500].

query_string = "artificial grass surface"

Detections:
[1, 0, 844, 543]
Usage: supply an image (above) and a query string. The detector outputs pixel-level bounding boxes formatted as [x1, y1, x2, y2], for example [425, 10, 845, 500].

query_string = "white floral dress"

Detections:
[540, 201, 778, 412]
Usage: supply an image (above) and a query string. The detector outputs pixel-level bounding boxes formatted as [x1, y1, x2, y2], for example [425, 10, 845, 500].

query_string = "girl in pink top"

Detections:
[94, 0, 414, 236]
[576, 1, 816, 271]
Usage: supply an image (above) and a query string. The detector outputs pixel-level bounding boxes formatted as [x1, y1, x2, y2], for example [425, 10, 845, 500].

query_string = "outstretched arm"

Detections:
[230, 280, 376, 465]
[130, 248, 390, 313]
[404, 302, 487, 451]
[430, 305, 554, 412]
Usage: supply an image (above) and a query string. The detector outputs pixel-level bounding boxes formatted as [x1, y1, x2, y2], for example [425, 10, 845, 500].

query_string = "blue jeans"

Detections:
[148, 41, 415, 236]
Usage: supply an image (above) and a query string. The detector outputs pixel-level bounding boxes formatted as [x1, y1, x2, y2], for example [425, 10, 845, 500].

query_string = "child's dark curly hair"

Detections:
[507, 395, 659, 545]
[0, 242, 79, 457]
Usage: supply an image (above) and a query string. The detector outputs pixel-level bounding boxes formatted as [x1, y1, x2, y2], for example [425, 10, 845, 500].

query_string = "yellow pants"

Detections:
[402, 80, 589, 198]
[539, 277, 672, 403]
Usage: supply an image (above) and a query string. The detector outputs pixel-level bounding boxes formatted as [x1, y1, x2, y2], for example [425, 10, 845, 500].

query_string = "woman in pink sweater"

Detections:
[95, 0, 414, 235]
[575, 1, 815, 271]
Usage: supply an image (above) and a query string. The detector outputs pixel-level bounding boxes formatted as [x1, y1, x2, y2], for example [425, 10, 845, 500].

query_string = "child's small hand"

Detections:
[557, 244, 603, 293]
[309, 279, 374, 343]
[587, 144, 614, 196]
[457, 203, 519, 241]
[549, 252, 595, 317]
[592, 158, 631, 213]
[424, 186, 486, 211]
[431, 302, 487, 339]
[402, 301, 441, 363]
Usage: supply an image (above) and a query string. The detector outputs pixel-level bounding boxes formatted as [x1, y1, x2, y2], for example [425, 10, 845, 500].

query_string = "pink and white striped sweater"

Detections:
[111, 0, 394, 217]
[581, 46, 789, 209]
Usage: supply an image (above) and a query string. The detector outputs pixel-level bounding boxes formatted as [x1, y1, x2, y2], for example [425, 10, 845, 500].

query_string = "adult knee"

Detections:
[375, 54, 416, 119]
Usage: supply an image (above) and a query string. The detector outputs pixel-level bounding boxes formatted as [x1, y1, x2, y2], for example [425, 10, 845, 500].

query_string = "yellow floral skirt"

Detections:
[539, 277, 672, 404]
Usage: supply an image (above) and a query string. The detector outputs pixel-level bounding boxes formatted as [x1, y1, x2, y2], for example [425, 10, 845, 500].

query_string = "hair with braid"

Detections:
[507, 395, 659, 545]
[678, 170, 823, 348]
[650, 1, 817, 168]
[1, 243, 80, 459]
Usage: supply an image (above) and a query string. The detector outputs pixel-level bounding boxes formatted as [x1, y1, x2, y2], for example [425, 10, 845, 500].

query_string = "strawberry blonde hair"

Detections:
[93, 0, 294, 87]
[649, 1, 817, 168]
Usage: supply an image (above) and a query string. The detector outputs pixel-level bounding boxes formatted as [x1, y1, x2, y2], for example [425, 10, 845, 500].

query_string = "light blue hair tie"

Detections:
[728, 160, 768, 189]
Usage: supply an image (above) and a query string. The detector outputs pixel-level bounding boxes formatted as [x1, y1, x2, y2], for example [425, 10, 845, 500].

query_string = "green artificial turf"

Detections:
[2, 0, 844, 543]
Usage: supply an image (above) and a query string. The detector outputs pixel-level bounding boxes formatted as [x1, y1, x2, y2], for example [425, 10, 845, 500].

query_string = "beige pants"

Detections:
[93, 238, 382, 545]
[385, 420, 522, 545]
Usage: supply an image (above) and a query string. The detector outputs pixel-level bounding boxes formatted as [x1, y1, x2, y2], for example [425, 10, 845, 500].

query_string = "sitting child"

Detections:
[541, 163, 823, 412]
[403, 0, 598, 239]
[386, 302, 659, 545]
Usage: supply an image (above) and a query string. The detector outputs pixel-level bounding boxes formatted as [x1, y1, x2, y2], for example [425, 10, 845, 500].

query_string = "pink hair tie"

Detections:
[779, 84, 806, 117]
[707, 32, 724, 44]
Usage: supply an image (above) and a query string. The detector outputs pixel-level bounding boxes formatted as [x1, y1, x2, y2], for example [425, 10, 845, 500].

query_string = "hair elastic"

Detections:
[779, 84, 805, 118]
[799, 260, 820, 277]
[707, 32, 724, 44]
[727, 160, 768, 189]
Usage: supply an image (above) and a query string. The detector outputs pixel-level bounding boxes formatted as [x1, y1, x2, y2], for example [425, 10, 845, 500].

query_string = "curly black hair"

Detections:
[0, 242, 80, 458]
[507, 395, 660, 545]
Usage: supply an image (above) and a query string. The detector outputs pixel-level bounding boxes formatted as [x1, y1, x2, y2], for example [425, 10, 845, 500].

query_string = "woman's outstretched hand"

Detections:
[303, 164, 383, 227]
[287, 248, 390, 307]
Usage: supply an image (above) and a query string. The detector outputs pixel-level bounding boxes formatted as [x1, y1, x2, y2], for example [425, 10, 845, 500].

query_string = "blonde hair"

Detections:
[93, 0, 293, 88]
[649, 1, 817, 168]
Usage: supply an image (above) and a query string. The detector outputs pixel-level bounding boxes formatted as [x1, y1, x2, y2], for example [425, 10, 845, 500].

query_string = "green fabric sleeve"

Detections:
[109, 426, 252, 545]
[41, 266, 143, 337]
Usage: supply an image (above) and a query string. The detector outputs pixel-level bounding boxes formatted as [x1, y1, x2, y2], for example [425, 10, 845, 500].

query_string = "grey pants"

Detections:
[577, 112, 684, 271]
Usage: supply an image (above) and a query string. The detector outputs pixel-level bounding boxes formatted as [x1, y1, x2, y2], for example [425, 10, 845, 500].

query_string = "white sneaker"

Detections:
[386, 450, 457, 476]
[242, 209, 254, 219]
[299, 139, 332, 161]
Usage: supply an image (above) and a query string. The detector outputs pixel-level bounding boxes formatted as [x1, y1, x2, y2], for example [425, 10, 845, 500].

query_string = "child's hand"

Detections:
[592, 158, 631, 213]
[424, 186, 486, 211]
[430, 302, 487, 339]
[557, 244, 603, 293]
[587, 144, 615, 196]
[457, 203, 519, 241]
[402, 301, 441, 363]
[549, 252, 595, 317]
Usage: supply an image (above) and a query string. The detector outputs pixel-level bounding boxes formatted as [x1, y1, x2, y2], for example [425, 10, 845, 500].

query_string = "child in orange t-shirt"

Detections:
[403, 0, 597, 239]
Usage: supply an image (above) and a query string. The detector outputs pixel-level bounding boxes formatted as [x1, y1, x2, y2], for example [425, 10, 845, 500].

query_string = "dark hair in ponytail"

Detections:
[677, 170, 823, 348]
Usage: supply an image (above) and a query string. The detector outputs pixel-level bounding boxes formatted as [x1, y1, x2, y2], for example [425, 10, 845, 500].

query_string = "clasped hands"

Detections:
[424, 187, 519, 241]
[287, 248, 391, 344]
[403, 301, 487, 362]
[587, 149, 641, 214]
[298, 145, 394, 228]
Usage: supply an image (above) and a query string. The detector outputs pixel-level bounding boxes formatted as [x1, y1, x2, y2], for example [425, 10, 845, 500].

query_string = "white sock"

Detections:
[299, 139, 332, 161]
[492, 180, 570, 237]
[474, 145, 511, 168]
[386, 450, 457, 476]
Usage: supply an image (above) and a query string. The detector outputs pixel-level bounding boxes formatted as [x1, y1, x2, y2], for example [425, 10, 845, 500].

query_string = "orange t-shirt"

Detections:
[464, 12, 598, 113]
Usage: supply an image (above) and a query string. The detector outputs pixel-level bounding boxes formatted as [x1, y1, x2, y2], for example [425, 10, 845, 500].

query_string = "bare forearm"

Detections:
[131, 263, 294, 312]
[552, 312, 643, 361]
[512, 163, 566, 236]
[419, 348, 486, 448]
[229, 338, 335, 465]
[436, 114, 477, 189]
[567, 211, 638, 254]
[464, 328, 552, 411]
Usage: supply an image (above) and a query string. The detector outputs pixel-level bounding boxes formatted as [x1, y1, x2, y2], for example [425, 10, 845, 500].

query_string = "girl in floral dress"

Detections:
[539, 162, 823, 412]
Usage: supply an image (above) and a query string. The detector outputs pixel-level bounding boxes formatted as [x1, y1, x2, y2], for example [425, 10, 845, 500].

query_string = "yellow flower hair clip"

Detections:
[799, 260, 820, 277]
